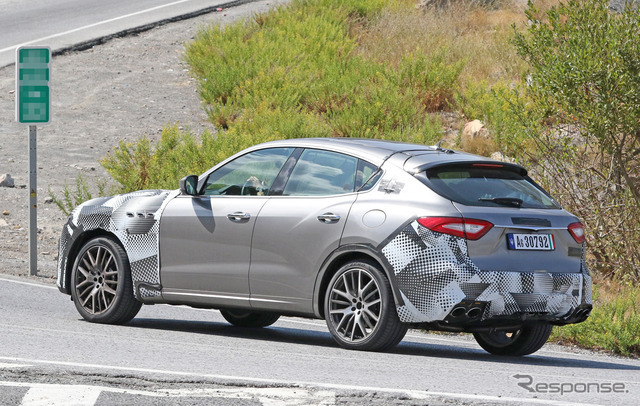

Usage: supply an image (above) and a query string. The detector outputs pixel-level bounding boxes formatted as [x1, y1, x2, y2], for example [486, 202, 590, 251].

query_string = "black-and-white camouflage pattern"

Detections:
[56, 189, 179, 300]
[382, 220, 592, 323]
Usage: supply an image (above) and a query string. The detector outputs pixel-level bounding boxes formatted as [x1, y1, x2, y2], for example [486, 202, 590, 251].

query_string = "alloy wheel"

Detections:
[74, 245, 119, 315]
[328, 267, 382, 343]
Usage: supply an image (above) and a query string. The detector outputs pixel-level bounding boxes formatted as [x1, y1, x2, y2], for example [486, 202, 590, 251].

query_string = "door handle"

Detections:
[227, 212, 251, 221]
[317, 213, 340, 223]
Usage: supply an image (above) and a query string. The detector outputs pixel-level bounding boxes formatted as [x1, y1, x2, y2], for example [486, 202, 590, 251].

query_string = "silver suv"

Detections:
[57, 138, 592, 356]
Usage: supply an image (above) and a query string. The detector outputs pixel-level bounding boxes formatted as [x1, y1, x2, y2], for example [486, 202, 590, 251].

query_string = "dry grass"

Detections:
[355, 1, 532, 88]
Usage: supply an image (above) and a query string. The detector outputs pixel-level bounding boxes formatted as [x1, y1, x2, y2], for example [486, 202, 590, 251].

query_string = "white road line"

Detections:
[0, 277, 57, 290]
[0, 357, 602, 405]
[3, 321, 638, 388]
[0, 382, 337, 405]
[0, 381, 174, 397]
[0, 362, 32, 369]
[0, 278, 627, 362]
[0, 0, 208, 54]
[21, 384, 101, 406]
[0, 278, 630, 363]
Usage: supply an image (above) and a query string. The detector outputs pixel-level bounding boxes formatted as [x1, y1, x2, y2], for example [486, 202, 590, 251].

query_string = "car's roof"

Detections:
[255, 138, 519, 173]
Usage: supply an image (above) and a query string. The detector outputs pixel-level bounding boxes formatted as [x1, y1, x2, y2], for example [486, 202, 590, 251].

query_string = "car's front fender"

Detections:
[57, 189, 179, 300]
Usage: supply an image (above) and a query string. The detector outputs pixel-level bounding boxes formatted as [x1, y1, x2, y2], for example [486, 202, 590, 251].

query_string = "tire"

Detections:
[324, 260, 407, 351]
[220, 309, 280, 327]
[473, 323, 553, 356]
[70, 236, 142, 324]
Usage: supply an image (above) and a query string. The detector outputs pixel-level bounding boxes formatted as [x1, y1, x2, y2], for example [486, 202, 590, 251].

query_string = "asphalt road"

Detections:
[1, 275, 639, 405]
[0, 0, 252, 68]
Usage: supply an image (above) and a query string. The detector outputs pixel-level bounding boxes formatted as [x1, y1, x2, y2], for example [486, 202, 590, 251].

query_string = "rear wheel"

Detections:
[220, 309, 280, 327]
[473, 322, 552, 356]
[70, 236, 141, 324]
[324, 260, 407, 351]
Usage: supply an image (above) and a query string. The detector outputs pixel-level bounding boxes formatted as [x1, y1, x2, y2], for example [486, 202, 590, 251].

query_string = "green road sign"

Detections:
[16, 46, 51, 124]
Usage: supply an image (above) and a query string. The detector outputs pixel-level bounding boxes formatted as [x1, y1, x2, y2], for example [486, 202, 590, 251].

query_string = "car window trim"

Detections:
[198, 147, 297, 196]
[268, 148, 304, 196]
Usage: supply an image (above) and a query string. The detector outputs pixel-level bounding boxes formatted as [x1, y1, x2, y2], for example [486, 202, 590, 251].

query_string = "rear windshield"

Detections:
[421, 166, 560, 209]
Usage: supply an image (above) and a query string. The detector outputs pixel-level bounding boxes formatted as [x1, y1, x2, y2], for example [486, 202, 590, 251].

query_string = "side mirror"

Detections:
[179, 175, 199, 196]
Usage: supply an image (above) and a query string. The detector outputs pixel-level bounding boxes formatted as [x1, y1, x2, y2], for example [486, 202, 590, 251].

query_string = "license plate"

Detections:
[507, 233, 555, 251]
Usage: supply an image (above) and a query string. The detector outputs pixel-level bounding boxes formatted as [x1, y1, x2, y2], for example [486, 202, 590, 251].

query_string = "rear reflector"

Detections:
[568, 222, 586, 244]
[417, 217, 493, 240]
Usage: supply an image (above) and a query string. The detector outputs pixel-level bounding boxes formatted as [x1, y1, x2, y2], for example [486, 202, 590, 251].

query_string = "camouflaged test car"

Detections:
[57, 138, 592, 355]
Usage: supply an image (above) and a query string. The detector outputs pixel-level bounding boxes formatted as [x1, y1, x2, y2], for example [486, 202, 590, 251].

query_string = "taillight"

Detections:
[568, 222, 586, 244]
[417, 217, 493, 240]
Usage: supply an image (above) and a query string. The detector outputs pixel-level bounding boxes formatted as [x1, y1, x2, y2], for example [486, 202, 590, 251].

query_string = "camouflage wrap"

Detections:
[382, 220, 592, 323]
[56, 189, 179, 300]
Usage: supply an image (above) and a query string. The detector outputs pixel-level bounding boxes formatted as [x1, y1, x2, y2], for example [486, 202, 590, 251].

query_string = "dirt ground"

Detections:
[0, 0, 289, 282]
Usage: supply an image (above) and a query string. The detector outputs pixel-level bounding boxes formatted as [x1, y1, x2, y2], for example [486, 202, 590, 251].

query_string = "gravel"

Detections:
[0, 0, 289, 282]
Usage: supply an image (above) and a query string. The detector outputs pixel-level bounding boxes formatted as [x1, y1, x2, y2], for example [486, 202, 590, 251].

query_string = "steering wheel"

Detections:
[241, 176, 263, 196]
[241, 180, 253, 196]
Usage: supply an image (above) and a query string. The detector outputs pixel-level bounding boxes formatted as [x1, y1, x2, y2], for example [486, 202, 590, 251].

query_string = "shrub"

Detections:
[455, 81, 533, 156]
[511, 0, 640, 281]
[184, 0, 451, 145]
[48, 175, 108, 216]
[102, 125, 219, 192]
[552, 281, 640, 356]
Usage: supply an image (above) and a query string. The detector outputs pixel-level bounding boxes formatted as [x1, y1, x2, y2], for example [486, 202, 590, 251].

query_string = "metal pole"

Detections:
[29, 125, 37, 276]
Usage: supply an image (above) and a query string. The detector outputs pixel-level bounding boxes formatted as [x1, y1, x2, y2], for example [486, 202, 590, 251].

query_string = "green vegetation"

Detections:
[48, 175, 107, 216]
[511, 0, 640, 282]
[101, 125, 223, 192]
[93, 0, 639, 355]
[551, 281, 640, 357]
[183, 0, 453, 142]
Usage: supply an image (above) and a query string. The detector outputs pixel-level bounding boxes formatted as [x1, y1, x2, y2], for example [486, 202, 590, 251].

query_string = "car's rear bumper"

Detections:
[381, 220, 592, 324]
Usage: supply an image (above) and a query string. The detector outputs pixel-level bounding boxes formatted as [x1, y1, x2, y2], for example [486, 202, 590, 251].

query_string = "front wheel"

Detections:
[70, 236, 141, 324]
[473, 323, 553, 356]
[220, 309, 280, 327]
[324, 260, 407, 351]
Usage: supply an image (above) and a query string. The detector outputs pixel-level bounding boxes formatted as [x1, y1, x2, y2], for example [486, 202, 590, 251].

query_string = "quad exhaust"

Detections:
[444, 300, 487, 323]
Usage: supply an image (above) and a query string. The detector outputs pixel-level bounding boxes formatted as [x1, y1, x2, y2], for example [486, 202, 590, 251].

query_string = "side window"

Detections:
[203, 148, 294, 196]
[355, 160, 380, 191]
[283, 149, 358, 196]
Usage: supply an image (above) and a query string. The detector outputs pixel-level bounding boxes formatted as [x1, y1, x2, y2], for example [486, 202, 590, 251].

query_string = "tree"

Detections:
[512, 0, 640, 280]
[513, 0, 640, 204]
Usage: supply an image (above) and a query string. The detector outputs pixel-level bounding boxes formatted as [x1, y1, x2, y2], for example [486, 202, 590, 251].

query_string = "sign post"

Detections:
[16, 46, 51, 276]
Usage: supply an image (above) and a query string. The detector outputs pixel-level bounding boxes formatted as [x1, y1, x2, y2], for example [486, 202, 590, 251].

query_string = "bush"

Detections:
[455, 81, 532, 156]
[102, 125, 219, 192]
[184, 0, 450, 145]
[511, 0, 640, 281]
[551, 281, 640, 356]
[48, 175, 108, 216]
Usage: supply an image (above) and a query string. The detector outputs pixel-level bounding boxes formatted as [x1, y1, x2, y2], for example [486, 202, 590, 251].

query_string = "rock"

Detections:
[0, 218, 8, 227]
[44, 197, 54, 204]
[490, 152, 516, 163]
[2, 210, 9, 216]
[462, 120, 489, 141]
[461, 120, 494, 156]
[0, 173, 14, 188]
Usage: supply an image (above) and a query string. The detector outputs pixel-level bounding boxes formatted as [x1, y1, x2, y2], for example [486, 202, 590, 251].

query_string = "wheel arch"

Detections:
[313, 244, 404, 319]
[62, 229, 125, 294]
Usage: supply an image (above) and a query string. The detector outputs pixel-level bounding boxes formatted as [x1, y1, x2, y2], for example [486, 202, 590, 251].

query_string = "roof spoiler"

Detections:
[408, 160, 528, 176]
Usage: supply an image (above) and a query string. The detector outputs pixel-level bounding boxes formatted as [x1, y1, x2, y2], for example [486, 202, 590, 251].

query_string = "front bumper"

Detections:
[381, 220, 592, 324]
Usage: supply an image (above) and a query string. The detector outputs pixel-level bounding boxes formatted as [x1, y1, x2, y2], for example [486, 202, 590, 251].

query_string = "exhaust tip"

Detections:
[451, 307, 467, 318]
[466, 307, 482, 319]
